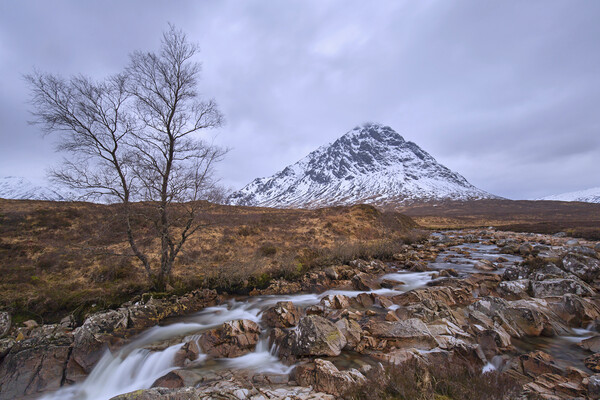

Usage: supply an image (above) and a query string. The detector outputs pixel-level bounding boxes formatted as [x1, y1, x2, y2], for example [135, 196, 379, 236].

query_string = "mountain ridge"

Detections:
[228, 123, 498, 208]
[540, 187, 600, 203]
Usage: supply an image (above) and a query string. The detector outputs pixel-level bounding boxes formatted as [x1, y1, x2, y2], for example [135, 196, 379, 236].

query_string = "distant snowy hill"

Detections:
[0, 176, 68, 201]
[540, 187, 600, 203]
[228, 123, 498, 208]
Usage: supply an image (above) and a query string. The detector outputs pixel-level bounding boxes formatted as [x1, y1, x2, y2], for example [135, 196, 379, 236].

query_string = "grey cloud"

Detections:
[0, 0, 599, 199]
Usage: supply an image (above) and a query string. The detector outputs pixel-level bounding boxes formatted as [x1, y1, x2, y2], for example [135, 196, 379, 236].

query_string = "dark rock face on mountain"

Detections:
[229, 123, 497, 208]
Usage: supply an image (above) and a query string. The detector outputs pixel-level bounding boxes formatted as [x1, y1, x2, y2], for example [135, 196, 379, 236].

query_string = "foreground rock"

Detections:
[110, 380, 335, 400]
[199, 319, 261, 358]
[0, 312, 10, 339]
[293, 359, 366, 397]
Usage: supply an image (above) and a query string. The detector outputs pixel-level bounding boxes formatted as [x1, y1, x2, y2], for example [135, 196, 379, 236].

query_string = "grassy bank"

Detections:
[0, 199, 420, 324]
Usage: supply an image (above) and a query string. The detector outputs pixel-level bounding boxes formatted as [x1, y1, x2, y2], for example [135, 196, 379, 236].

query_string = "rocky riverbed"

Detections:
[1, 229, 600, 399]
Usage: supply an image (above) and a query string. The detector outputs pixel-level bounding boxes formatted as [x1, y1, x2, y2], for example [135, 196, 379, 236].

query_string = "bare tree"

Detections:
[26, 25, 225, 290]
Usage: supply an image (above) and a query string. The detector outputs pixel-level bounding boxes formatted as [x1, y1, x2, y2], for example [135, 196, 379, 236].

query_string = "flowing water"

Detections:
[39, 234, 597, 400]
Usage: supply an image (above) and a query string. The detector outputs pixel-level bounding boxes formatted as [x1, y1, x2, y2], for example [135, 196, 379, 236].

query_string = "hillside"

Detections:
[540, 186, 600, 203]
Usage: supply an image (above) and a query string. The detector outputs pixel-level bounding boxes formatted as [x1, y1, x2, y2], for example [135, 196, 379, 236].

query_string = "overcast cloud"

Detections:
[1, 0, 599, 199]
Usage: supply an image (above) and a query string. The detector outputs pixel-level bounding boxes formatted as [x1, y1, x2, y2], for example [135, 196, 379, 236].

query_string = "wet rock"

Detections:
[519, 351, 564, 378]
[531, 278, 595, 298]
[262, 301, 301, 328]
[173, 340, 202, 367]
[468, 297, 551, 338]
[335, 318, 362, 350]
[519, 243, 534, 255]
[354, 293, 375, 308]
[366, 318, 437, 350]
[0, 312, 9, 339]
[498, 279, 530, 300]
[391, 286, 472, 309]
[199, 319, 261, 358]
[562, 253, 600, 283]
[579, 336, 600, 353]
[524, 373, 587, 399]
[549, 294, 600, 327]
[0, 328, 73, 399]
[320, 294, 350, 310]
[595, 243, 600, 253]
[586, 353, 600, 372]
[67, 308, 129, 377]
[292, 315, 347, 357]
[589, 374, 600, 398]
[380, 279, 398, 289]
[351, 272, 381, 291]
[529, 262, 570, 281]
[294, 359, 366, 397]
[474, 259, 498, 271]
[151, 371, 185, 389]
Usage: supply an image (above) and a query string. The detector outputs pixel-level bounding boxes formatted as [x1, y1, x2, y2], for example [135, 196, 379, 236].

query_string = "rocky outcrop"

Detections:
[199, 319, 261, 358]
[365, 319, 437, 350]
[0, 326, 73, 400]
[293, 359, 366, 397]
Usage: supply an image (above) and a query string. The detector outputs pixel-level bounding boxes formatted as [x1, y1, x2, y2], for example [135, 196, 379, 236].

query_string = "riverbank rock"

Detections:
[531, 278, 595, 298]
[293, 359, 366, 397]
[561, 253, 600, 283]
[0, 327, 73, 400]
[293, 315, 347, 357]
[365, 318, 437, 350]
[199, 319, 261, 358]
[262, 301, 301, 328]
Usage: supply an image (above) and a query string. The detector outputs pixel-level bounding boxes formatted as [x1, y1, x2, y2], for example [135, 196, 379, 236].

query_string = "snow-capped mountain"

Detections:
[228, 123, 498, 208]
[540, 187, 600, 203]
[0, 176, 68, 201]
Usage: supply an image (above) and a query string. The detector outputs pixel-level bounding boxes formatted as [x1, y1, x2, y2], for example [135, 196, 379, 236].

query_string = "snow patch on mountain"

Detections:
[540, 187, 600, 203]
[0, 176, 69, 201]
[228, 123, 498, 208]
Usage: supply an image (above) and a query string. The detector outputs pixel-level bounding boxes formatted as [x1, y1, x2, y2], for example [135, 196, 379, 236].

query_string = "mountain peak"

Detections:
[228, 124, 498, 208]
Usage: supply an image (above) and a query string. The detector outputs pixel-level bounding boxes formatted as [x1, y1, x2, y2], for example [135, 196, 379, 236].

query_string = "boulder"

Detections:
[151, 371, 185, 389]
[549, 294, 600, 327]
[262, 301, 301, 328]
[293, 359, 366, 397]
[351, 273, 381, 291]
[561, 253, 600, 283]
[365, 318, 437, 350]
[292, 315, 347, 357]
[519, 351, 563, 378]
[531, 278, 595, 298]
[0, 312, 10, 339]
[498, 279, 530, 300]
[199, 319, 260, 358]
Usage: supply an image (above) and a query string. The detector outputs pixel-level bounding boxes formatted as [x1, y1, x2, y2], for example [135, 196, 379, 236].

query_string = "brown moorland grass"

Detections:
[0, 199, 420, 324]
[396, 199, 600, 240]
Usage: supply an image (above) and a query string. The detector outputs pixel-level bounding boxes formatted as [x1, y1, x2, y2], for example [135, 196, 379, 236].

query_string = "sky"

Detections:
[0, 1, 599, 200]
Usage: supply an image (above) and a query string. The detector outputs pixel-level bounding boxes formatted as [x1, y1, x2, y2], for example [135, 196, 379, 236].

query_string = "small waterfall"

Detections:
[41, 343, 183, 400]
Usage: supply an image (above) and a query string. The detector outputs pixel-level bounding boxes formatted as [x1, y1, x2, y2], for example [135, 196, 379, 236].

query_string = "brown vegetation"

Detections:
[397, 199, 600, 240]
[0, 199, 418, 323]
